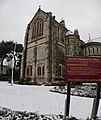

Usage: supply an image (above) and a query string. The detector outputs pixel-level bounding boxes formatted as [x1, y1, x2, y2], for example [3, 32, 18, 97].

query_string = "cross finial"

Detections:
[39, 5, 41, 9]
[88, 33, 91, 40]
[88, 33, 92, 43]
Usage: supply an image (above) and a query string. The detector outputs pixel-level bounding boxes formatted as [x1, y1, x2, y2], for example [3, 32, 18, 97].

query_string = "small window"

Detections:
[88, 48, 90, 55]
[37, 21, 39, 36]
[27, 67, 29, 76]
[58, 65, 62, 76]
[85, 49, 87, 55]
[37, 66, 41, 76]
[93, 47, 95, 53]
[30, 66, 32, 76]
[42, 66, 45, 75]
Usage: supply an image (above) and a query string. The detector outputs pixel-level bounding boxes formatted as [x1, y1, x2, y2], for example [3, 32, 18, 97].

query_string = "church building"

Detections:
[20, 8, 101, 84]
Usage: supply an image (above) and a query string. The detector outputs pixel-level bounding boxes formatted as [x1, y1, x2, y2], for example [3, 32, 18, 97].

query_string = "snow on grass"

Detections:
[0, 81, 101, 119]
[0, 82, 65, 115]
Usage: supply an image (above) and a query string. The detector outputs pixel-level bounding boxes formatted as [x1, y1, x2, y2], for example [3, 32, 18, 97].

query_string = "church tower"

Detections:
[21, 8, 68, 84]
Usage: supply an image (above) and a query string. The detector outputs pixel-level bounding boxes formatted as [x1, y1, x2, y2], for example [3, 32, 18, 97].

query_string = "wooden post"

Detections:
[91, 83, 101, 119]
[65, 82, 71, 117]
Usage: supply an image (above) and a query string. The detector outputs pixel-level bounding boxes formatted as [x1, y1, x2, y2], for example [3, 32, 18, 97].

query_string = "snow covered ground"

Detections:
[0, 82, 101, 119]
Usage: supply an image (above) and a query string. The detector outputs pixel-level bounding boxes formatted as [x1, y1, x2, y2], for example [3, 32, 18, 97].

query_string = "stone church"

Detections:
[20, 8, 101, 84]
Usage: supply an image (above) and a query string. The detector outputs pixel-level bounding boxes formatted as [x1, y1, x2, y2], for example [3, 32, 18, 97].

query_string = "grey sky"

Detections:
[0, 0, 101, 44]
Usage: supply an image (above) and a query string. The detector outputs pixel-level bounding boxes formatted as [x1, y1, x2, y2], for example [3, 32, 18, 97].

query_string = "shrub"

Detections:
[24, 77, 31, 84]
[0, 76, 9, 81]
[18, 78, 24, 85]
[55, 76, 65, 81]
[63, 116, 78, 120]
[69, 117, 78, 120]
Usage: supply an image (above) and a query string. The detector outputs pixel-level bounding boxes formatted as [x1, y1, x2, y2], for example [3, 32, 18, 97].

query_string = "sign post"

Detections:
[66, 82, 71, 117]
[66, 57, 101, 119]
[66, 57, 101, 82]
[91, 83, 101, 119]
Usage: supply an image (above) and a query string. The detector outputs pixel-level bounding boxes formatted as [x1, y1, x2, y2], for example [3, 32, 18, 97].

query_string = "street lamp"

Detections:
[11, 42, 17, 86]
[11, 57, 14, 86]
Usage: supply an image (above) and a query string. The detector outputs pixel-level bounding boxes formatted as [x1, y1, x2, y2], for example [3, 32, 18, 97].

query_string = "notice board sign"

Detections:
[66, 57, 101, 82]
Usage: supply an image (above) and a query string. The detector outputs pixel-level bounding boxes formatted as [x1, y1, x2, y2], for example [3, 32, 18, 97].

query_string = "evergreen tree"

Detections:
[0, 40, 23, 79]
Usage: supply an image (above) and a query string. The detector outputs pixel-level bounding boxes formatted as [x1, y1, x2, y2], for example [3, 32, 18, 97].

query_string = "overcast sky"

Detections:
[0, 0, 101, 44]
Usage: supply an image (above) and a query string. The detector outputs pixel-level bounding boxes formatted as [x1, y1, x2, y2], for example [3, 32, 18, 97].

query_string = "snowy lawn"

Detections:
[0, 82, 101, 119]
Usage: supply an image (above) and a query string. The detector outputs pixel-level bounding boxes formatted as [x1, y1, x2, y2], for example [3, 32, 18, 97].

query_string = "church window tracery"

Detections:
[37, 64, 45, 76]
[26, 66, 32, 76]
[32, 18, 44, 38]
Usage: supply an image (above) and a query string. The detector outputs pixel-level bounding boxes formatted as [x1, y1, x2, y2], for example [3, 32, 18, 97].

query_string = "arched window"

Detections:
[97, 46, 100, 54]
[40, 21, 44, 35]
[88, 47, 90, 55]
[37, 21, 39, 35]
[32, 26, 35, 38]
[37, 65, 45, 76]
[39, 22, 43, 35]
[84, 49, 87, 56]
[37, 66, 41, 76]
[30, 66, 32, 76]
[58, 65, 62, 76]
[42, 65, 45, 75]
[92, 47, 95, 54]
[27, 67, 29, 76]
[26, 66, 32, 76]
[90, 47, 93, 55]
[97, 46, 99, 53]
[32, 19, 44, 38]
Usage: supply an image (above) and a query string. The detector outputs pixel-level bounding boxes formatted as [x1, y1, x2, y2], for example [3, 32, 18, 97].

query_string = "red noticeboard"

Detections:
[66, 57, 101, 82]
